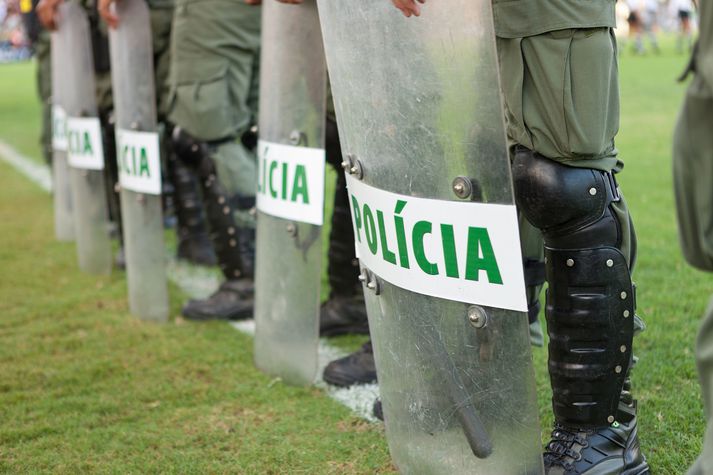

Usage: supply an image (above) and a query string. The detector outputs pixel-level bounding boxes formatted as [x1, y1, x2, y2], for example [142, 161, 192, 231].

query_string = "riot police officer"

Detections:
[392, 0, 649, 472]
[166, 0, 261, 320]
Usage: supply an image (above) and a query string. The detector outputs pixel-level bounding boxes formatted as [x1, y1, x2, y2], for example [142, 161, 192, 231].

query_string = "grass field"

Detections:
[0, 36, 711, 473]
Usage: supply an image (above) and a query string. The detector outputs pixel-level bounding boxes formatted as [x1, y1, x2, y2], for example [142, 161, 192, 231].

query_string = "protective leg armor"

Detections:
[100, 111, 125, 268]
[166, 136, 217, 267]
[513, 147, 648, 474]
[512, 147, 634, 429]
[171, 127, 255, 282]
[319, 117, 368, 336]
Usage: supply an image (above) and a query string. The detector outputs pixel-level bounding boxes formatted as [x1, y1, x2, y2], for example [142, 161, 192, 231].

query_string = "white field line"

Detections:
[0, 140, 52, 191]
[0, 139, 379, 422]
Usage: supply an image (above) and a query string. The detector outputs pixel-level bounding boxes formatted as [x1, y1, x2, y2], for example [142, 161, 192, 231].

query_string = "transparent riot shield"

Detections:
[317, 1, 544, 473]
[60, 1, 112, 275]
[253, 0, 327, 386]
[108, 0, 169, 322]
[50, 28, 74, 241]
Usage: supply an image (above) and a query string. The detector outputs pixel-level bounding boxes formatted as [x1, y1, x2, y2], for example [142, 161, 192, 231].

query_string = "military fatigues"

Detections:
[673, 0, 713, 472]
[494, 0, 649, 472]
[168, 0, 261, 319]
[168, 0, 260, 203]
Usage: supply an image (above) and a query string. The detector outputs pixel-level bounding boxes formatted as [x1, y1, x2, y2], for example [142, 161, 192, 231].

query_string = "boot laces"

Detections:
[544, 426, 588, 469]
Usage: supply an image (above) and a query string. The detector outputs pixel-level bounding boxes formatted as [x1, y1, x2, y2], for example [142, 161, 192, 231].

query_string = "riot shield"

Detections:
[253, 0, 327, 386]
[60, 1, 112, 275]
[317, 1, 544, 473]
[50, 28, 74, 242]
[108, 0, 169, 322]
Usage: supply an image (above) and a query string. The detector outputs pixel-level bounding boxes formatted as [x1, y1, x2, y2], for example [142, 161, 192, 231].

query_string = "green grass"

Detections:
[0, 60, 45, 162]
[0, 36, 711, 473]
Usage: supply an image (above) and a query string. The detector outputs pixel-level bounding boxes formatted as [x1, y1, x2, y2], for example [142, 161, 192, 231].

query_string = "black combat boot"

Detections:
[320, 292, 369, 336]
[182, 278, 254, 321]
[167, 150, 217, 267]
[173, 127, 255, 321]
[323, 340, 377, 387]
[543, 403, 648, 475]
[320, 117, 369, 336]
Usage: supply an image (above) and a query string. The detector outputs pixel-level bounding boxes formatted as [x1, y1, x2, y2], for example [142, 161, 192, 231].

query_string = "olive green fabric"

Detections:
[492, 0, 615, 39]
[519, 213, 545, 346]
[673, 1, 713, 472]
[147, 0, 174, 10]
[167, 0, 261, 223]
[688, 297, 713, 475]
[35, 30, 52, 165]
[497, 27, 621, 173]
[673, 77, 713, 271]
[149, 6, 173, 122]
[168, 0, 260, 141]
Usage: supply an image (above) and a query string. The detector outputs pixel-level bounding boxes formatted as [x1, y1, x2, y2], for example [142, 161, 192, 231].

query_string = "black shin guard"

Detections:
[513, 147, 635, 429]
[326, 118, 360, 295]
[167, 147, 212, 239]
[172, 127, 254, 281]
[100, 111, 122, 241]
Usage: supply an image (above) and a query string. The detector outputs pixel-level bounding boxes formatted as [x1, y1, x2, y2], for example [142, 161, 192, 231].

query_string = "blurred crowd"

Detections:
[617, 0, 699, 53]
[0, 0, 33, 61]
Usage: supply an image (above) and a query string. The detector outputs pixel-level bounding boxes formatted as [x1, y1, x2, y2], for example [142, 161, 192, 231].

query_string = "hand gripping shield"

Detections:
[253, 0, 327, 386]
[50, 27, 74, 241]
[60, 1, 112, 275]
[108, 0, 169, 321]
[317, 1, 543, 473]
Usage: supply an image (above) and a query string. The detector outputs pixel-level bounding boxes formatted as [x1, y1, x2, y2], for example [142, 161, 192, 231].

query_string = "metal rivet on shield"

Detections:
[620, 345, 627, 353]
[589, 187, 598, 196]
[467, 306, 488, 329]
[607, 415, 615, 424]
[623, 310, 631, 318]
[229, 239, 236, 247]
[350, 160, 364, 180]
[620, 291, 628, 300]
[289, 130, 303, 146]
[114, 183, 121, 193]
[566, 258, 575, 267]
[615, 365, 622, 374]
[452, 176, 473, 200]
[606, 259, 614, 267]
[228, 227, 235, 235]
[234, 270, 241, 278]
[191, 144, 199, 152]
[218, 196, 225, 205]
[366, 274, 380, 295]
[223, 206, 230, 215]
[286, 222, 297, 237]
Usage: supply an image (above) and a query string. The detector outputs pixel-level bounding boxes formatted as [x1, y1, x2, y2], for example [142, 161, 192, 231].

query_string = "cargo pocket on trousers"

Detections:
[562, 28, 619, 158]
[168, 64, 234, 141]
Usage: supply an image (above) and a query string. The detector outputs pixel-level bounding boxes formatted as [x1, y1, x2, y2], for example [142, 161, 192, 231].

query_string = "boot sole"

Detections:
[322, 370, 377, 387]
[621, 461, 650, 475]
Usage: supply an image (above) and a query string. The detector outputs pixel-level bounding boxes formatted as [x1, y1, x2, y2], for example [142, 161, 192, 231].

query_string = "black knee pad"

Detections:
[171, 126, 212, 171]
[512, 147, 621, 250]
